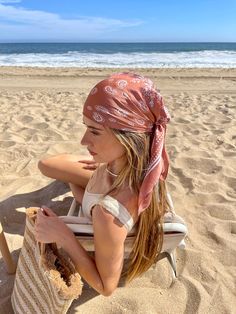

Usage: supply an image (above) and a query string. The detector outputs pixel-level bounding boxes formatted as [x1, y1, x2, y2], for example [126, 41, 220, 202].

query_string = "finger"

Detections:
[34, 232, 39, 241]
[80, 165, 97, 170]
[82, 167, 97, 172]
[37, 208, 44, 220]
[41, 206, 57, 217]
[36, 210, 45, 226]
[85, 163, 98, 167]
[35, 231, 44, 243]
[78, 160, 97, 164]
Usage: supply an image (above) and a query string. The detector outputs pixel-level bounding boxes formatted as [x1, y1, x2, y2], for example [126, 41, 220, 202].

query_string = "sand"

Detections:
[0, 67, 236, 313]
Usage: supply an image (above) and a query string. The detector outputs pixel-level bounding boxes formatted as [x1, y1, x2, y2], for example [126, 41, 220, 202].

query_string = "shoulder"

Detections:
[94, 163, 139, 223]
[109, 187, 139, 224]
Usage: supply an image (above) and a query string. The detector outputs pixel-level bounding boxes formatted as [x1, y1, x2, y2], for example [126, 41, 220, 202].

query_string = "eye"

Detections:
[82, 122, 101, 136]
[90, 130, 100, 136]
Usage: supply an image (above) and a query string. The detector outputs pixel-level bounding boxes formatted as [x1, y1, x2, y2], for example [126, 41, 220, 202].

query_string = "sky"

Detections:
[0, 0, 235, 43]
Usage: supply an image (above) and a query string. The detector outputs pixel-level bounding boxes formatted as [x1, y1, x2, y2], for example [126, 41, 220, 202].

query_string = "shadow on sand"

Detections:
[0, 180, 108, 313]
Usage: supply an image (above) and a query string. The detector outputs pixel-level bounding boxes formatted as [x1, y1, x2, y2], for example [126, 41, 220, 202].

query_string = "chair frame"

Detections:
[64, 194, 188, 279]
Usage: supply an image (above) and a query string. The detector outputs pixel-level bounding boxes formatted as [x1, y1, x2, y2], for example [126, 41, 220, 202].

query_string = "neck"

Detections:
[106, 157, 126, 177]
[106, 166, 118, 177]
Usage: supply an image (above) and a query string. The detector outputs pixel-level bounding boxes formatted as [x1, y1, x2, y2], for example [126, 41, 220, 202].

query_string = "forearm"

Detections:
[38, 154, 93, 188]
[59, 233, 105, 295]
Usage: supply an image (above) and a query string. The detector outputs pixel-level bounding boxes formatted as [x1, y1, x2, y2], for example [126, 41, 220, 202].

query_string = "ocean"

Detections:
[0, 42, 236, 68]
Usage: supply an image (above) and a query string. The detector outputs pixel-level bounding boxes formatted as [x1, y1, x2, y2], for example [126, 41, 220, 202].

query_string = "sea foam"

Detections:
[0, 50, 236, 67]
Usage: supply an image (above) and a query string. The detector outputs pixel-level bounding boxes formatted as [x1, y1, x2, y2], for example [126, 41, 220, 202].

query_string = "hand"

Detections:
[35, 206, 74, 246]
[78, 159, 99, 171]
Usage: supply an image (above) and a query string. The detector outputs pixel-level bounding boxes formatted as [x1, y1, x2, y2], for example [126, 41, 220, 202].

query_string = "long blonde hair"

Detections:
[103, 129, 170, 283]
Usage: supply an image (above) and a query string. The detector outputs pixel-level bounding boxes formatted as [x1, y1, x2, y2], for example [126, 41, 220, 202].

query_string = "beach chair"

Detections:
[0, 194, 187, 280]
[61, 193, 188, 279]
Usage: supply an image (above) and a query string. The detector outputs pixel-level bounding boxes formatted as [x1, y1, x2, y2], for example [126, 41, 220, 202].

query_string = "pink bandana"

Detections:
[83, 72, 170, 215]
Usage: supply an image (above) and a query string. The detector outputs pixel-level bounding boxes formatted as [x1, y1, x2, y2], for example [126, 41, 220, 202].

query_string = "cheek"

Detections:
[95, 133, 125, 158]
[116, 144, 126, 157]
[107, 141, 126, 158]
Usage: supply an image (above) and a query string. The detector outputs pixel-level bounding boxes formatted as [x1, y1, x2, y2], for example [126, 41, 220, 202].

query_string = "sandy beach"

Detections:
[0, 67, 236, 313]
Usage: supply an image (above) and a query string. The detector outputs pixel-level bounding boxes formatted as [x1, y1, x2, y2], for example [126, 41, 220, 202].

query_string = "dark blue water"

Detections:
[0, 42, 236, 54]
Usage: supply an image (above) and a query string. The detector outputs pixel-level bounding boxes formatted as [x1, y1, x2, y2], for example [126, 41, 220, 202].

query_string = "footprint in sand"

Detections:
[18, 115, 34, 124]
[187, 150, 212, 158]
[37, 129, 64, 141]
[231, 222, 236, 235]
[213, 129, 225, 135]
[181, 276, 201, 314]
[222, 143, 235, 150]
[176, 157, 222, 175]
[175, 117, 191, 124]
[193, 180, 219, 193]
[223, 176, 236, 199]
[208, 223, 236, 256]
[0, 140, 15, 148]
[33, 122, 49, 129]
[195, 192, 232, 204]
[184, 125, 200, 136]
[171, 166, 194, 193]
[224, 177, 236, 192]
[222, 150, 236, 157]
[207, 205, 235, 221]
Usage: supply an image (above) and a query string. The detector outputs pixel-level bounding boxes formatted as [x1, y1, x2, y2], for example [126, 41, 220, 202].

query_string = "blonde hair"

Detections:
[103, 129, 170, 283]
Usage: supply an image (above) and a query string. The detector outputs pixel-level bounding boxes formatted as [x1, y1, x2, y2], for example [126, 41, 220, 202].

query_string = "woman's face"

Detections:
[81, 116, 126, 165]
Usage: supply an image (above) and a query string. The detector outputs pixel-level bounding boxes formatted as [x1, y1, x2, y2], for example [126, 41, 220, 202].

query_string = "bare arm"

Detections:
[36, 207, 106, 294]
[38, 154, 97, 188]
[36, 204, 127, 296]
[58, 205, 127, 296]
[68, 183, 85, 204]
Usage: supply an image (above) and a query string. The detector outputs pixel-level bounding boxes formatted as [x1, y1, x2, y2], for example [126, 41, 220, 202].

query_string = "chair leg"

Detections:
[166, 251, 177, 278]
[155, 251, 177, 279]
[67, 199, 77, 216]
[0, 222, 16, 274]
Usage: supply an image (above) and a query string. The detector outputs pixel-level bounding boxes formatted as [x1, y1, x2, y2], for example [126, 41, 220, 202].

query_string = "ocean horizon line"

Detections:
[1, 41, 236, 44]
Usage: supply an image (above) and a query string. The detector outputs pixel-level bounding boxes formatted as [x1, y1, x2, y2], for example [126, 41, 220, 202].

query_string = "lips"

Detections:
[88, 149, 97, 156]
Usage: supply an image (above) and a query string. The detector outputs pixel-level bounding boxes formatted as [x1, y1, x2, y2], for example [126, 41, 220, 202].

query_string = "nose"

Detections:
[80, 130, 90, 146]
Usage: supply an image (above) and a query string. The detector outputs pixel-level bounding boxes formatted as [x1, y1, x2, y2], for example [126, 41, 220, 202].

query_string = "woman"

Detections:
[35, 72, 171, 296]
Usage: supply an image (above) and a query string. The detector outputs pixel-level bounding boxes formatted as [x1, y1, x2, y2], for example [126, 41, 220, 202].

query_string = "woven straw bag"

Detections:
[11, 207, 83, 314]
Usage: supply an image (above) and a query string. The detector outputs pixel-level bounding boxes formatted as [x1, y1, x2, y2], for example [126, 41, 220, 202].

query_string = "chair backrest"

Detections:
[60, 195, 188, 278]
[60, 196, 188, 255]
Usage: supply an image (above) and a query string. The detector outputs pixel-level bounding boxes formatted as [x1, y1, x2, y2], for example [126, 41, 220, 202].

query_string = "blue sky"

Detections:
[0, 0, 235, 42]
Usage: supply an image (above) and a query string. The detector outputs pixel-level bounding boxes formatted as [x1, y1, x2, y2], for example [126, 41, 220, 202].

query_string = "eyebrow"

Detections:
[82, 122, 103, 131]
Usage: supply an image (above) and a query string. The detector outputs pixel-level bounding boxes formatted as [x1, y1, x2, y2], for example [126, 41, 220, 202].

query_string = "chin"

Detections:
[92, 155, 102, 162]
[93, 156, 109, 164]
